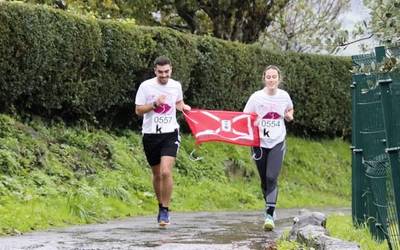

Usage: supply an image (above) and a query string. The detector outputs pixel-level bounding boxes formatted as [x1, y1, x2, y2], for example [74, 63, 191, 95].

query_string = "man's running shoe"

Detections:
[263, 214, 275, 231]
[159, 208, 170, 227]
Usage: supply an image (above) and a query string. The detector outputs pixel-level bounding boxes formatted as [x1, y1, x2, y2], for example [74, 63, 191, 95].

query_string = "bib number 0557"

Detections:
[154, 116, 172, 124]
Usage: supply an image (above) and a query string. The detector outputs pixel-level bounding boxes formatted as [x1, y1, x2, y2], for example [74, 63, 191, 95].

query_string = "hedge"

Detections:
[0, 1, 352, 137]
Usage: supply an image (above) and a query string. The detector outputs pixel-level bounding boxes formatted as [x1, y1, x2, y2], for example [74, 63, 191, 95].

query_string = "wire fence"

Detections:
[351, 45, 400, 250]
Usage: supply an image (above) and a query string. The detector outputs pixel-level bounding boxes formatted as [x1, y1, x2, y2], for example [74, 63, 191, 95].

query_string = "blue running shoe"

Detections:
[159, 208, 170, 227]
[263, 214, 275, 231]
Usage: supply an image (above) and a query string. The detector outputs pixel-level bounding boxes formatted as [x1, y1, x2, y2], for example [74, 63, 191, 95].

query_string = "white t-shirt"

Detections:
[135, 77, 183, 134]
[243, 88, 293, 148]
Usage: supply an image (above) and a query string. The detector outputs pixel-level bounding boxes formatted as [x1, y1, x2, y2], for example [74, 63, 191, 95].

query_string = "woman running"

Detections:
[243, 65, 294, 231]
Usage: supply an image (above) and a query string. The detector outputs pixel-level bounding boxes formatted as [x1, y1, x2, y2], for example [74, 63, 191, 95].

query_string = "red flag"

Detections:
[183, 109, 260, 147]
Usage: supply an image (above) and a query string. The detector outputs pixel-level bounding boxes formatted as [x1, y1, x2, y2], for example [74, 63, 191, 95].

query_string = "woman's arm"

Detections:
[284, 108, 294, 122]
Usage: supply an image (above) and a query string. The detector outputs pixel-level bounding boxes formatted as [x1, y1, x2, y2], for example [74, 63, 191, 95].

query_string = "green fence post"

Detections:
[375, 46, 386, 63]
[379, 76, 400, 238]
[352, 74, 365, 226]
[351, 58, 359, 227]
[351, 81, 356, 225]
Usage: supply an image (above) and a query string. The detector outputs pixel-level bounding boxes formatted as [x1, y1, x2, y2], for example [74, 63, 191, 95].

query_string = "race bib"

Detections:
[151, 114, 175, 133]
[259, 119, 283, 140]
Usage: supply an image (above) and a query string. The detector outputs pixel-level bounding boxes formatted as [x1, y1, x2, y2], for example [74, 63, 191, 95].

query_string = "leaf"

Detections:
[371, 61, 376, 71]
[363, 20, 368, 28]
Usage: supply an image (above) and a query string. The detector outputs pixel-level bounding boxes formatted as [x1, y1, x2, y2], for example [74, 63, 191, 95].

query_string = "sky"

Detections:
[337, 0, 377, 56]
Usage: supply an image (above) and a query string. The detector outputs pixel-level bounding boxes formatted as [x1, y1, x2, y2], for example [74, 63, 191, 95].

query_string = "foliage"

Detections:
[349, 44, 400, 77]
[156, 0, 289, 43]
[0, 114, 351, 234]
[19, 0, 289, 43]
[0, 1, 352, 137]
[19, 0, 157, 24]
[342, 0, 400, 53]
[362, 0, 400, 45]
[276, 231, 305, 250]
[260, 0, 350, 54]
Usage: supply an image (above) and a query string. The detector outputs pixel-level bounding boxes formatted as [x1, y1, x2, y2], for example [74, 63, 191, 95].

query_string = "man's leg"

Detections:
[151, 164, 162, 205]
[157, 130, 179, 226]
[142, 133, 164, 223]
[156, 156, 175, 226]
[159, 156, 175, 207]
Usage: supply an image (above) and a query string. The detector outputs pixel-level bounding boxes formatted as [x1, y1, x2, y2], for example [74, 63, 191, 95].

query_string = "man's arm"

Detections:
[176, 100, 191, 112]
[135, 95, 167, 116]
[135, 103, 155, 116]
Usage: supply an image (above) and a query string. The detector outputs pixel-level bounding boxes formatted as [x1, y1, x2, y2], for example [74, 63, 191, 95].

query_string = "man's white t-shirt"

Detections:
[243, 88, 293, 148]
[135, 77, 183, 134]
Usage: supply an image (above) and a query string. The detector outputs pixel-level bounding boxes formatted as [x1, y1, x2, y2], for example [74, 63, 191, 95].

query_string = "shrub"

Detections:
[0, 2, 352, 136]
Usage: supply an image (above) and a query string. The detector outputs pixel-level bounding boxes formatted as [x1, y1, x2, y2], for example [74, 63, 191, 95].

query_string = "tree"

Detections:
[359, 0, 399, 44]
[258, 0, 350, 53]
[337, 0, 399, 54]
[157, 0, 289, 43]
[18, 0, 290, 43]
[348, 0, 400, 73]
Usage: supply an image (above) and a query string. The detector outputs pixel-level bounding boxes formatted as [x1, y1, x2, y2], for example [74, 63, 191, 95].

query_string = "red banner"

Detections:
[183, 109, 260, 147]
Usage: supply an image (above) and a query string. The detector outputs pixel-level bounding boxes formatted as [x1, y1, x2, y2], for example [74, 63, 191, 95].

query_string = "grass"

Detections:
[0, 114, 351, 235]
[277, 214, 389, 250]
[327, 215, 389, 250]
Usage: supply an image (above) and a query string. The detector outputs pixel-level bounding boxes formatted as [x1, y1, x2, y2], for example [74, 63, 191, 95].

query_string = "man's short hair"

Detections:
[154, 56, 171, 67]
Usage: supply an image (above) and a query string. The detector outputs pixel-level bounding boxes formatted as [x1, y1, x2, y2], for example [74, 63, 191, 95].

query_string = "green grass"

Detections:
[276, 232, 305, 250]
[0, 114, 351, 235]
[277, 215, 389, 250]
[327, 215, 388, 250]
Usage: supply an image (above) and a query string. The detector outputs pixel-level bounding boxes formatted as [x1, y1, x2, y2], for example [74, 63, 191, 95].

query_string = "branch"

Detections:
[165, 24, 192, 32]
[338, 34, 374, 47]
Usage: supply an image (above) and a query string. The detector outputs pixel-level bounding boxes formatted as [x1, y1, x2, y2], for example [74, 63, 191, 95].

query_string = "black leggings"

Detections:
[252, 141, 286, 211]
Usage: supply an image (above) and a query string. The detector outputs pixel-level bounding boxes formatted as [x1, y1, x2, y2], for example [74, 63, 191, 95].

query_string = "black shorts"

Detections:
[142, 130, 180, 166]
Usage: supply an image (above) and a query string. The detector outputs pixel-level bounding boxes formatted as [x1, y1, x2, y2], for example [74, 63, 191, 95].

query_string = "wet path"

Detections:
[0, 208, 350, 250]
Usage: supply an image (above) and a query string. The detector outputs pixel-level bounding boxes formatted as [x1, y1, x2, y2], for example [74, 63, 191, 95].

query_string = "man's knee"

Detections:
[153, 174, 162, 182]
[161, 169, 172, 179]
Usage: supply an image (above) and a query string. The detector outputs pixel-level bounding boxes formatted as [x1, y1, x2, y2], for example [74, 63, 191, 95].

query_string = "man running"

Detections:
[135, 56, 191, 227]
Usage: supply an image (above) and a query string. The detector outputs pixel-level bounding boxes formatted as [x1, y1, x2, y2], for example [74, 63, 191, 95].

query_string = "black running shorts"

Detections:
[142, 130, 180, 166]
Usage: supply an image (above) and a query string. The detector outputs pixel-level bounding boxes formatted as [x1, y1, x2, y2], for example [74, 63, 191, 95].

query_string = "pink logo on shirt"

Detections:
[263, 112, 281, 119]
[154, 104, 172, 114]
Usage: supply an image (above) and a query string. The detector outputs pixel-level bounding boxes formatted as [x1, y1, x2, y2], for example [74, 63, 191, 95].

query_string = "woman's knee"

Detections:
[266, 176, 278, 187]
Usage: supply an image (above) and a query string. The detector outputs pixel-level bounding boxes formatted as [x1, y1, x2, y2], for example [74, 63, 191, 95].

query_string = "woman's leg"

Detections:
[265, 141, 286, 216]
[252, 147, 268, 202]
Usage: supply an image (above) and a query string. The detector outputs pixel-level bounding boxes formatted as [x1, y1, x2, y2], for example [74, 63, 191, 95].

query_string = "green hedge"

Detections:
[0, 1, 352, 137]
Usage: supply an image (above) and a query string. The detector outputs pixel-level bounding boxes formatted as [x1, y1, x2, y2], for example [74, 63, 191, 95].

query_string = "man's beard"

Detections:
[158, 77, 169, 84]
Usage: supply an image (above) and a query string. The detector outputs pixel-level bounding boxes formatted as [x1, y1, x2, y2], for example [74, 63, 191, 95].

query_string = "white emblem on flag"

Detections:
[221, 120, 231, 132]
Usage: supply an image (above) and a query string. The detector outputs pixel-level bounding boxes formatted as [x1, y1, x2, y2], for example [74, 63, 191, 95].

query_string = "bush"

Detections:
[0, 1, 352, 137]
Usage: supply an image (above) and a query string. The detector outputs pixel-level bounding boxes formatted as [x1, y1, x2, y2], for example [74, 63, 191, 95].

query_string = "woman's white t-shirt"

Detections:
[243, 88, 293, 148]
[135, 77, 183, 134]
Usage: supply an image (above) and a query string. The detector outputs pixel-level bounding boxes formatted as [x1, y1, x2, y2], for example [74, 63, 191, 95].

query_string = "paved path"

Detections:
[0, 208, 350, 250]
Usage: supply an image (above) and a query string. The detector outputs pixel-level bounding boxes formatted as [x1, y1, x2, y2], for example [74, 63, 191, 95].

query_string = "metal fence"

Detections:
[351, 45, 400, 249]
